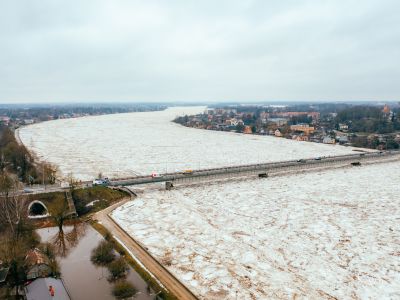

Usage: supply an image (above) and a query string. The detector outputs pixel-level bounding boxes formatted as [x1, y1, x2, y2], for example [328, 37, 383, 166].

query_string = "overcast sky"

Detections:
[0, 0, 399, 103]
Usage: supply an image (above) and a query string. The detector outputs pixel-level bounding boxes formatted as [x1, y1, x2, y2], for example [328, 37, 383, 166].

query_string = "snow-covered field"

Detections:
[19, 107, 358, 180]
[112, 162, 400, 299]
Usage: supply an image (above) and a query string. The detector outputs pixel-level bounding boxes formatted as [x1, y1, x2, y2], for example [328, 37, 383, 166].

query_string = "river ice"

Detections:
[19, 106, 399, 299]
[113, 161, 400, 299]
[19, 106, 358, 180]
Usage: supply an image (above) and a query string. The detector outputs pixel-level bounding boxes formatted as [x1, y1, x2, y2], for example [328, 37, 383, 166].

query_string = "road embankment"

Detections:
[93, 197, 198, 300]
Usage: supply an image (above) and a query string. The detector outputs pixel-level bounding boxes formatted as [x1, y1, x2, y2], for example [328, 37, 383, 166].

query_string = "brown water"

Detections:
[37, 224, 154, 300]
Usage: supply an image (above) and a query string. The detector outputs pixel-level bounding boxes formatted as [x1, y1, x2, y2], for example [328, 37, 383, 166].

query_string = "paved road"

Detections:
[93, 197, 198, 300]
[109, 150, 400, 186]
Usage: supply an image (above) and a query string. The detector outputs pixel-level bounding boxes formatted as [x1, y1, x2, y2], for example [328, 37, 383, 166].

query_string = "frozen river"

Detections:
[19, 106, 399, 299]
[113, 161, 400, 300]
[20, 106, 357, 180]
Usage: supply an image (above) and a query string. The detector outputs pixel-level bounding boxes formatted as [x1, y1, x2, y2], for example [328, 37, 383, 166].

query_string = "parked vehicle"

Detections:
[183, 169, 193, 175]
[93, 178, 109, 186]
[314, 157, 322, 160]
[60, 181, 70, 189]
[151, 172, 162, 178]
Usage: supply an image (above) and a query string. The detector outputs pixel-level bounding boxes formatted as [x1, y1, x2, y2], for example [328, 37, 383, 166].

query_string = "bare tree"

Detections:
[0, 173, 27, 237]
[40, 162, 58, 185]
[0, 173, 33, 297]
[51, 220, 85, 257]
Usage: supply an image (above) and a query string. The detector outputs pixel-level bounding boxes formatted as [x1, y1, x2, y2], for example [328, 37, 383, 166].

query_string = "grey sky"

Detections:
[0, 0, 399, 103]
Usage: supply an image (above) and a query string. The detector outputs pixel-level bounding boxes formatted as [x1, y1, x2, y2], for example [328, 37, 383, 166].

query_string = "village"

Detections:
[0, 103, 167, 130]
[174, 103, 400, 150]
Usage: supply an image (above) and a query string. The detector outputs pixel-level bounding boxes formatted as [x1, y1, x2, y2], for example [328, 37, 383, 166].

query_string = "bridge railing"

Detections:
[108, 150, 400, 186]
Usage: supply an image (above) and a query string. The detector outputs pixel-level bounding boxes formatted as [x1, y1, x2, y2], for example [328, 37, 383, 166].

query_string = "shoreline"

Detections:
[93, 196, 196, 300]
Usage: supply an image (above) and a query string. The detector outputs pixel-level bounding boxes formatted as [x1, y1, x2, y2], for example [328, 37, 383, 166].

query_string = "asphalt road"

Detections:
[93, 198, 198, 300]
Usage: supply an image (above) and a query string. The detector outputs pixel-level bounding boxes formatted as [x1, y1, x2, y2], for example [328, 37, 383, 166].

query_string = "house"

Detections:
[24, 119, 35, 125]
[25, 278, 71, 300]
[0, 116, 10, 125]
[337, 135, 349, 144]
[382, 104, 390, 114]
[274, 129, 283, 137]
[268, 118, 288, 126]
[25, 248, 52, 280]
[323, 136, 336, 144]
[243, 126, 252, 134]
[226, 118, 239, 126]
[338, 123, 349, 131]
[292, 135, 309, 141]
[290, 124, 315, 135]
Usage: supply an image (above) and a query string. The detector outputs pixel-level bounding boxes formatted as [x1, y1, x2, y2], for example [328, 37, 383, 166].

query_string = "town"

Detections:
[174, 102, 400, 150]
[0, 103, 167, 129]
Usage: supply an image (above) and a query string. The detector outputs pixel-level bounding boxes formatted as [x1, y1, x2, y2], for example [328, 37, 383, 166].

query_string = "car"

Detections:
[314, 157, 322, 160]
[151, 172, 162, 178]
[23, 188, 35, 193]
[183, 170, 193, 175]
[93, 179, 107, 186]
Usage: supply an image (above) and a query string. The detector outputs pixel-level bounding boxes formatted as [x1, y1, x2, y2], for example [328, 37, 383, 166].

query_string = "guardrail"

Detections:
[108, 150, 400, 187]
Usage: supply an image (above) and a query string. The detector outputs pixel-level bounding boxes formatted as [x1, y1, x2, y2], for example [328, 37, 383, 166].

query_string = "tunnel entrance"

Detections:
[28, 201, 49, 218]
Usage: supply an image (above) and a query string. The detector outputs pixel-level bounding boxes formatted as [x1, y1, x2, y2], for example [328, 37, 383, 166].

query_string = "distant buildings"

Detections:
[174, 104, 400, 149]
[268, 118, 288, 126]
[274, 111, 320, 121]
[323, 136, 336, 144]
[290, 124, 315, 135]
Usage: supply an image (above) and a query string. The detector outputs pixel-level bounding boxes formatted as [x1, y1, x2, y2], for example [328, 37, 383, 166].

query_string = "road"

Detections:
[93, 197, 198, 300]
[109, 150, 400, 186]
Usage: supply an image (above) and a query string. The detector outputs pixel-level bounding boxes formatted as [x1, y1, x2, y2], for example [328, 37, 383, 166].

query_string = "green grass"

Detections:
[72, 186, 129, 216]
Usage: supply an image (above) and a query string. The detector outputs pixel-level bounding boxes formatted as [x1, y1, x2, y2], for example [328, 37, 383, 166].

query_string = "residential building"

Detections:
[338, 123, 349, 131]
[274, 129, 283, 137]
[268, 118, 288, 126]
[290, 124, 315, 135]
[25, 278, 71, 300]
[323, 136, 336, 144]
[25, 248, 52, 280]
[243, 126, 252, 134]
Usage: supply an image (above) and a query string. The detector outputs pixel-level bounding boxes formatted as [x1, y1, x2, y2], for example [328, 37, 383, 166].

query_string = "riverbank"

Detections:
[92, 196, 193, 300]
[37, 223, 155, 300]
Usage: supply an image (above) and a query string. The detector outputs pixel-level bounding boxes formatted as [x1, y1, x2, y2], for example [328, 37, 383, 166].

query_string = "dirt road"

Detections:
[93, 197, 198, 300]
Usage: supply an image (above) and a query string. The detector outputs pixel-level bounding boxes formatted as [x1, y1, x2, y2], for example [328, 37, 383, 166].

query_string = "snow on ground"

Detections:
[112, 162, 400, 300]
[19, 107, 358, 180]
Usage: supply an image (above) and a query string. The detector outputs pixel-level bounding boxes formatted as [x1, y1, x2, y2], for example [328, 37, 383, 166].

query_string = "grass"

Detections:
[90, 221, 178, 300]
[72, 186, 128, 216]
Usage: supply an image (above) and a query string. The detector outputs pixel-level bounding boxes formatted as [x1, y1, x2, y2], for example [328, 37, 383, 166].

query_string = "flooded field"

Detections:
[37, 224, 154, 300]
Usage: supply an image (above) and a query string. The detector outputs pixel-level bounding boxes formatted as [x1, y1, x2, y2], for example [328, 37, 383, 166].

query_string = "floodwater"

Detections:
[37, 224, 154, 300]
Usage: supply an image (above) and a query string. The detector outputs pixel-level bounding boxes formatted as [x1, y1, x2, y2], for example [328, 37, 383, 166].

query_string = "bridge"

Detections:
[108, 150, 400, 189]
